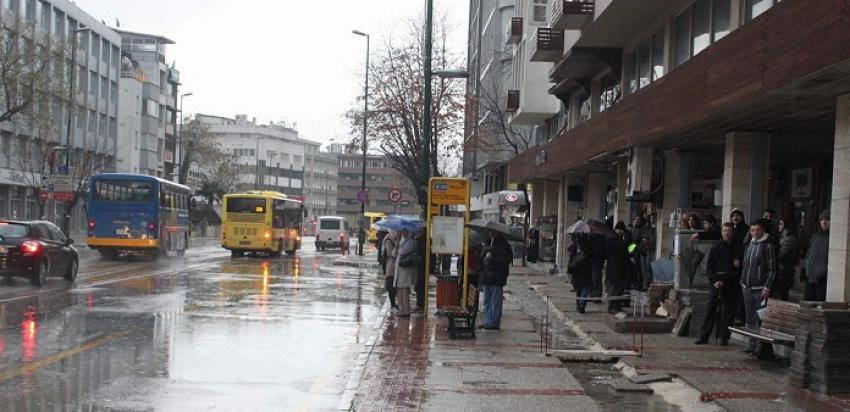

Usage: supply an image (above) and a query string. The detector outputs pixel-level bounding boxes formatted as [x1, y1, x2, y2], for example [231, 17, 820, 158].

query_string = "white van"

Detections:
[315, 216, 349, 251]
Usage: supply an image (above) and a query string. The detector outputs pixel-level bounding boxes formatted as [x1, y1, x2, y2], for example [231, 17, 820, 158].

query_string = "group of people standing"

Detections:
[567, 214, 657, 315]
[377, 228, 426, 317]
[692, 208, 831, 357]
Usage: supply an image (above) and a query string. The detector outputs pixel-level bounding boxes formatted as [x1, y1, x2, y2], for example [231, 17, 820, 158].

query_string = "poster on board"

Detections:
[430, 216, 465, 255]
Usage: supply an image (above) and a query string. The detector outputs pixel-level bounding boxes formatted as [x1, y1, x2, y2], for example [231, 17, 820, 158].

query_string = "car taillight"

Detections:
[88, 219, 96, 230]
[264, 230, 271, 239]
[148, 223, 155, 231]
[21, 241, 41, 255]
[339, 232, 345, 240]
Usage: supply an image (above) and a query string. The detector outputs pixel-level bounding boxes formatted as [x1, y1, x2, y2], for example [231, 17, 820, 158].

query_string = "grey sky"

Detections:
[72, 0, 469, 147]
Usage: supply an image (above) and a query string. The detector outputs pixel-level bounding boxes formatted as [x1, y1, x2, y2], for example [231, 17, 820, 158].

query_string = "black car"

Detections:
[0, 220, 78, 287]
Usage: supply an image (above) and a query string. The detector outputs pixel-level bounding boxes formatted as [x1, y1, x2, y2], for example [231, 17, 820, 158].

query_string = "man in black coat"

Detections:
[568, 234, 593, 313]
[478, 232, 513, 330]
[695, 223, 741, 345]
[605, 222, 631, 314]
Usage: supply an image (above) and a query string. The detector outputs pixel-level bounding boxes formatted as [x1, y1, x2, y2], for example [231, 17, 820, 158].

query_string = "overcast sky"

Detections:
[72, 0, 469, 148]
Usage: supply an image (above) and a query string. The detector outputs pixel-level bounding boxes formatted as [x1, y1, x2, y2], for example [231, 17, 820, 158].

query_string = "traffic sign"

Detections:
[429, 179, 468, 206]
[388, 187, 402, 204]
[357, 190, 369, 203]
[45, 175, 73, 192]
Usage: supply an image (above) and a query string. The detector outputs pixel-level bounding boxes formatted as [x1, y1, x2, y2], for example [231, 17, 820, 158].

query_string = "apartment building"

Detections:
[336, 153, 419, 229]
[502, 0, 850, 397]
[0, 0, 119, 232]
[115, 29, 180, 178]
[303, 148, 338, 218]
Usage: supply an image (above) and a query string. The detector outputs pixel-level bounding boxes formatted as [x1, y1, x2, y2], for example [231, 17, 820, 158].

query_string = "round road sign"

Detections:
[388, 187, 403, 204]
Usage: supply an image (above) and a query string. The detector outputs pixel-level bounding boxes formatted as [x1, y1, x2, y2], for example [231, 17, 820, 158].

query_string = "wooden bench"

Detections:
[729, 300, 800, 352]
[445, 285, 478, 339]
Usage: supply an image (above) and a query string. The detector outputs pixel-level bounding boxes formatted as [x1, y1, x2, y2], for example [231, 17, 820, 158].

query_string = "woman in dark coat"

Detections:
[605, 221, 631, 314]
[568, 234, 593, 313]
[774, 218, 798, 301]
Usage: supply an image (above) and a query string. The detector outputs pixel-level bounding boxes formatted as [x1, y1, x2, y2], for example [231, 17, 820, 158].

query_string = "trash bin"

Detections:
[436, 275, 459, 309]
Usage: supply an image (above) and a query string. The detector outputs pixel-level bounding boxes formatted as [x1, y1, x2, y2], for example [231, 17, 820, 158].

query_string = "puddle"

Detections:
[568, 361, 681, 411]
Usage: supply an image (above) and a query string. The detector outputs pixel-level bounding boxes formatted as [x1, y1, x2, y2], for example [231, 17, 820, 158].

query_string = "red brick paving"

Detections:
[427, 387, 586, 396]
[699, 391, 782, 402]
[634, 364, 757, 372]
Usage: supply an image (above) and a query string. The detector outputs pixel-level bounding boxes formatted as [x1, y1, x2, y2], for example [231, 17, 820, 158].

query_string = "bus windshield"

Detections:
[227, 197, 266, 213]
[93, 180, 153, 202]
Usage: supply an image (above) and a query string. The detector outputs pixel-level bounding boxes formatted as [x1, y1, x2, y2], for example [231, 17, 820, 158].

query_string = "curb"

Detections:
[332, 260, 380, 269]
[337, 301, 391, 411]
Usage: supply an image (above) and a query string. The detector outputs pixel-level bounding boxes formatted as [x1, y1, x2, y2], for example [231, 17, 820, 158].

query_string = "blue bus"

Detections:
[86, 174, 191, 259]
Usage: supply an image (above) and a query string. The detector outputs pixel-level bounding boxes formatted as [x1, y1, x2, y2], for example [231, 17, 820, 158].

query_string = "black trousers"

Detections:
[699, 286, 737, 342]
[804, 278, 828, 301]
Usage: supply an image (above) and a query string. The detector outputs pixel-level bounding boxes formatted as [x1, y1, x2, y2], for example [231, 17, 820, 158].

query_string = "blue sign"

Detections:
[57, 165, 69, 175]
[434, 183, 448, 191]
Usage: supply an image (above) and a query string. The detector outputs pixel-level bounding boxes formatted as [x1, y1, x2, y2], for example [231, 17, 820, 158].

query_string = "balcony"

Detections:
[505, 17, 522, 44]
[506, 90, 520, 112]
[529, 28, 564, 62]
[551, 1, 595, 31]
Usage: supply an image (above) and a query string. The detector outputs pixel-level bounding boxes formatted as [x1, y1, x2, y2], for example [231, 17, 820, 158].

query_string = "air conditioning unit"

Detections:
[626, 147, 653, 198]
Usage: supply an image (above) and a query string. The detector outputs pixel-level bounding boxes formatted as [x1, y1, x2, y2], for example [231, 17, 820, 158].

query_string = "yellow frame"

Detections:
[424, 177, 471, 317]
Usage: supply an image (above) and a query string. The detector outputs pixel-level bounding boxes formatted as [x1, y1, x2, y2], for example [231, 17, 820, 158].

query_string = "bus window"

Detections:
[94, 180, 152, 202]
[227, 198, 266, 213]
[284, 208, 301, 229]
[272, 200, 286, 228]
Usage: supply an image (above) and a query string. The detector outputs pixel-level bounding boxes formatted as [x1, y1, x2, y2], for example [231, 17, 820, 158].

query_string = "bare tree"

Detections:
[477, 81, 532, 157]
[197, 150, 241, 206]
[178, 118, 222, 185]
[347, 11, 465, 203]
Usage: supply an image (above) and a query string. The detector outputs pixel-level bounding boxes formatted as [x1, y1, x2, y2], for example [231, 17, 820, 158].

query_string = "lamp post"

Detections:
[420, 0, 434, 218]
[352, 29, 369, 256]
[60, 26, 90, 235]
[177, 92, 193, 183]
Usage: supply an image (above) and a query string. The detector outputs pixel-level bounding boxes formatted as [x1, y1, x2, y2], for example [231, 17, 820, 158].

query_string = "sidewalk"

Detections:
[520, 271, 850, 411]
[342, 278, 599, 411]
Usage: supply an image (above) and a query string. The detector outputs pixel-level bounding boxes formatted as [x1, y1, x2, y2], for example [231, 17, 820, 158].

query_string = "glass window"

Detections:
[532, 0, 548, 23]
[319, 219, 341, 230]
[0, 222, 30, 238]
[100, 77, 108, 99]
[54, 11, 64, 39]
[226, 197, 266, 213]
[110, 81, 117, 102]
[712, 0, 732, 41]
[651, 30, 665, 81]
[25, 0, 35, 21]
[76, 106, 85, 129]
[91, 33, 99, 57]
[39, 1, 50, 31]
[47, 223, 66, 243]
[145, 99, 159, 119]
[94, 180, 152, 202]
[674, 9, 691, 67]
[747, 0, 775, 21]
[637, 40, 651, 89]
[9, 0, 20, 15]
[89, 70, 97, 95]
[692, 0, 712, 56]
[88, 110, 96, 132]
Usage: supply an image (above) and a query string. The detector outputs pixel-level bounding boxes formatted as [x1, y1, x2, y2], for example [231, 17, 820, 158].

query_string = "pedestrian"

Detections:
[730, 208, 750, 325]
[802, 210, 829, 301]
[605, 221, 630, 314]
[526, 226, 540, 263]
[744, 208, 780, 248]
[691, 214, 721, 242]
[589, 232, 606, 301]
[695, 223, 741, 345]
[394, 228, 419, 317]
[377, 230, 388, 273]
[740, 218, 777, 356]
[382, 230, 399, 310]
[568, 234, 593, 313]
[774, 218, 798, 301]
[478, 230, 513, 330]
[629, 215, 651, 291]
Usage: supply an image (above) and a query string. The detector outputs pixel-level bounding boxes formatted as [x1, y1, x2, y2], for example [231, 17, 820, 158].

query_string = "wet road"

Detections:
[0, 239, 384, 411]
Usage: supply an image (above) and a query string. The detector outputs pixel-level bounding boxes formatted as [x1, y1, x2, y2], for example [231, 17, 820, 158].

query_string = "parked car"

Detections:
[315, 216, 349, 252]
[0, 220, 78, 287]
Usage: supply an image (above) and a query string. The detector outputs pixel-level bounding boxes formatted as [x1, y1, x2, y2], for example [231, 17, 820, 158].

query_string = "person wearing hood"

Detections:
[740, 218, 777, 356]
[802, 210, 830, 301]
[774, 218, 799, 301]
[605, 221, 631, 314]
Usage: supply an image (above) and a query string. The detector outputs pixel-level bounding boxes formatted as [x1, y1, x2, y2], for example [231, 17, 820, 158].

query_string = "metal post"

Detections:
[353, 31, 370, 256]
[420, 0, 434, 218]
[177, 92, 192, 183]
[61, 27, 89, 235]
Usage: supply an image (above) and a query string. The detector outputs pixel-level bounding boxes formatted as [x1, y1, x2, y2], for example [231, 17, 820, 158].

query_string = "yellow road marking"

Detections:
[0, 329, 132, 382]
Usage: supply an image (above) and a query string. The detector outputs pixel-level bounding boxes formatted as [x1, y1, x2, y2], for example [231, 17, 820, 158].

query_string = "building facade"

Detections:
[197, 114, 317, 197]
[465, 0, 536, 209]
[0, 0, 119, 233]
[337, 153, 419, 228]
[303, 149, 338, 219]
[115, 29, 179, 178]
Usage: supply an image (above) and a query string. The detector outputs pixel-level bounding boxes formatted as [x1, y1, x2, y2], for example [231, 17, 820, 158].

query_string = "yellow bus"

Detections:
[365, 211, 387, 243]
[221, 191, 305, 257]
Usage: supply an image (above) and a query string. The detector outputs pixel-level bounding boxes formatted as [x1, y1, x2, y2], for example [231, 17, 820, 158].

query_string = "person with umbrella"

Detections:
[467, 219, 515, 330]
[567, 233, 593, 313]
[605, 222, 632, 314]
[566, 219, 611, 303]
[382, 229, 399, 310]
[394, 227, 420, 317]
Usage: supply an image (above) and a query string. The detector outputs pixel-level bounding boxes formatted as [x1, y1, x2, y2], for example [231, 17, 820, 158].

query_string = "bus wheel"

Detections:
[285, 249, 296, 256]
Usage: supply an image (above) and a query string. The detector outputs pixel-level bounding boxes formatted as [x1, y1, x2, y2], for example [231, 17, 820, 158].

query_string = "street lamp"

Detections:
[59, 26, 90, 235]
[177, 92, 193, 183]
[352, 29, 369, 256]
[420, 0, 434, 218]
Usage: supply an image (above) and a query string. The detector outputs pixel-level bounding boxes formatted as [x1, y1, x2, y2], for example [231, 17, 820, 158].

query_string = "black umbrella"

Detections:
[566, 219, 612, 236]
[466, 218, 523, 241]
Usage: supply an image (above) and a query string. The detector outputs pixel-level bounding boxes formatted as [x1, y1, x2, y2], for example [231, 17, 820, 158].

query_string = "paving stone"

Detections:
[609, 382, 654, 394]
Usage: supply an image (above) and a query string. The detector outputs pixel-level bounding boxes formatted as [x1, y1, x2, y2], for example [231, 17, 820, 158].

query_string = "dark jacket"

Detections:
[696, 225, 722, 241]
[479, 235, 513, 287]
[732, 223, 749, 249]
[706, 239, 740, 289]
[741, 234, 777, 290]
[804, 230, 829, 284]
[777, 230, 798, 281]
[604, 233, 630, 282]
[568, 241, 592, 287]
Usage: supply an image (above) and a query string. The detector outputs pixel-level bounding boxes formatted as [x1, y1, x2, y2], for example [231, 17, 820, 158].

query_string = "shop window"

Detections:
[746, 0, 776, 21]
[712, 0, 732, 41]
[674, 9, 692, 67]
[692, 0, 712, 56]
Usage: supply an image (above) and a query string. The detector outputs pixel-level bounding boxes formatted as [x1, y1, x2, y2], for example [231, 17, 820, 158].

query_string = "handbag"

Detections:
[398, 251, 422, 268]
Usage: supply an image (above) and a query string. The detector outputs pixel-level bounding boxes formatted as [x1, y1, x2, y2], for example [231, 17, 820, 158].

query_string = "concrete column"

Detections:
[585, 172, 607, 220]
[656, 150, 690, 260]
[543, 180, 559, 216]
[556, 175, 586, 268]
[530, 180, 543, 225]
[721, 131, 770, 223]
[828, 94, 850, 303]
[614, 161, 630, 225]
[556, 177, 566, 268]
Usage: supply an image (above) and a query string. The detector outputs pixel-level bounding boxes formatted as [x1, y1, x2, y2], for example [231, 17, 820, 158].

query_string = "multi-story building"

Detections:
[303, 148, 338, 218]
[465, 0, 535, 207]
[502, 1, 850, 392]
[337, 153, 419, 228]
[197, 114, 317, 196]
[115, 29, 179, 178]
[0, 0, 119, 232]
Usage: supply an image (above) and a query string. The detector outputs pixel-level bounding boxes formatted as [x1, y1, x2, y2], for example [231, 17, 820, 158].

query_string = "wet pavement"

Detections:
[0, 240, 385, 411]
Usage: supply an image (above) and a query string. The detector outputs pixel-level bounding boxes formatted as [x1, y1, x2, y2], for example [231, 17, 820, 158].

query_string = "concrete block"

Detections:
[629, 373, 673, 384]
[609, 382, 654, 394]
